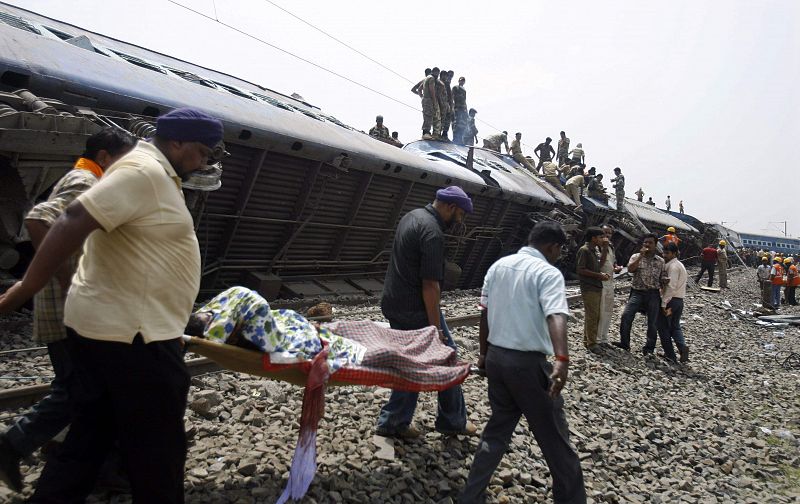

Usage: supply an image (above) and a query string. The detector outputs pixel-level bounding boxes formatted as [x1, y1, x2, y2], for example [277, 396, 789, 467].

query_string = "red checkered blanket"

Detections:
[262, 320, 471, 392]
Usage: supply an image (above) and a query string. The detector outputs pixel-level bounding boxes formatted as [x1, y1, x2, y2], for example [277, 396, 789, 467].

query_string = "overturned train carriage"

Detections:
[0, 3, 702, 299]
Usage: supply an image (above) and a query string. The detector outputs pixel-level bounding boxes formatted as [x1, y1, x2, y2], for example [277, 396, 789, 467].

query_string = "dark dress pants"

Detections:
[618, 289, 661, 351]
[460, 346, 585, 504]
[30, 329, 190, 504]
[695, 261, 715, 287]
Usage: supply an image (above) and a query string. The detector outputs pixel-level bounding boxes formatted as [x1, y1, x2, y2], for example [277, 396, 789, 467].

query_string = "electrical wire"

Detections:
[260, 0, 414, 85]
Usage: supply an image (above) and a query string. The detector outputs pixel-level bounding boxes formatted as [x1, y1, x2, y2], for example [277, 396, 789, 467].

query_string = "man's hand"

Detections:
[663, 307, 672, 316]
[614, 265, 623, 273]
[639, 245, 648, 255]
[601, 273, 611, 281]
[0, 281, 35, 314]
[548, 360, 568, 399]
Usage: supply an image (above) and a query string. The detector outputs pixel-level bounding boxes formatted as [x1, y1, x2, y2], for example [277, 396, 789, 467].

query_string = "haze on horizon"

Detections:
[8, 0, 799, 238]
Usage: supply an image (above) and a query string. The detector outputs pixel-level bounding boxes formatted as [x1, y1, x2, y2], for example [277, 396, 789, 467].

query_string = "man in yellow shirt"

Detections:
[0, 108, 223, 503]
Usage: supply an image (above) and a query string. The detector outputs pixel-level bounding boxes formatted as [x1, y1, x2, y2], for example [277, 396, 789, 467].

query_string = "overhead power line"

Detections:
[261, 0, 414, 85]
[165, 0, 421, 113]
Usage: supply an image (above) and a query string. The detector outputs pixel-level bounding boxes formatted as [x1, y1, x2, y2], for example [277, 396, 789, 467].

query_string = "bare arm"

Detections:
[0, 201, 100, 312]
[421, 279, 443, 341]
[547, 313, 569, 398]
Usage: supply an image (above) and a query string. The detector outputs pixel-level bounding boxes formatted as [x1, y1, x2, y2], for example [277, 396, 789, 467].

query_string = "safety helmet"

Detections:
[761, 256, 769, 262]
[785, 257, 793, 264]
[667, 226, 676, 233]
[719, 240, 727, 246]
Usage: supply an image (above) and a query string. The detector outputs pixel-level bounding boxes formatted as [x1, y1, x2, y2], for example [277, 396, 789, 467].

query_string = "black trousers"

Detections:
[695, 261, 715, 287]
[30, 329, 190, 504]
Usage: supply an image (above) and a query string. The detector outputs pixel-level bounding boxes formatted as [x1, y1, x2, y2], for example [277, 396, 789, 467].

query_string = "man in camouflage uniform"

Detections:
[452, 76, 467, 144]
[369, 115, 391, 142]
[421, 67, 441, 140]
[483, 131, 510, 154]
[464, 108, 478, 146]
[611, 167, 625, 212]
[435, 69, 450, 140]
[557, 131, 570, 165]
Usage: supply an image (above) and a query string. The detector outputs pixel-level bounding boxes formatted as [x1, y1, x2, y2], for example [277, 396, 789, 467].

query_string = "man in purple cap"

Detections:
[376, 186, 478, 438]
[0, 107, 223, 502]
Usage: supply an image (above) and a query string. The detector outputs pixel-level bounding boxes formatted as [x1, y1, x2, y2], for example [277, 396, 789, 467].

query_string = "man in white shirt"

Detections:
[756, 256, 773, 308]
[460, 222, 585, 504]
[657, 243, 688, 362]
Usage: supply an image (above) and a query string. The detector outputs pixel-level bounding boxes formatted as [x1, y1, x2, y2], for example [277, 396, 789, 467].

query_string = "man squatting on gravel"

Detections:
[0, 108, 223, 503]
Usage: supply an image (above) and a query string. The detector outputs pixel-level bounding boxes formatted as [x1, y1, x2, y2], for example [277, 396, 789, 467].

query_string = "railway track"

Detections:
[0, 290, 610, 411]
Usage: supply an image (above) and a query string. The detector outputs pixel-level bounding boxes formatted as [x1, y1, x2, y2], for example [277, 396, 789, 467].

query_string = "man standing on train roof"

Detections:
[557, 131, 570, 165]
[376, 186, 478, 439]
[534, 137, 556, 172]
[611, 167, 625, 212]
[665, 195, 672, 211]
[646, 197, 656, 206]
[452, 76, 468, 144]
[440, 71, 454, 141]
[411, 67, 431, 98]
[421, 67, 440, 140]
[0, 107, 223, 503]
[635, 187, 645, 202]
[660, 226, 681, 247]
[483, 131, 510, 154]
[436, 69, 450, 140]
[369, 115, 391, 142]
[465, 108, 479, 146]
[679, 200, 685, 213]
[717, 240, 729, 289]
[0, 128, 135, 494]
[569, 142, 585, 165]
[510, 133, 537, 173]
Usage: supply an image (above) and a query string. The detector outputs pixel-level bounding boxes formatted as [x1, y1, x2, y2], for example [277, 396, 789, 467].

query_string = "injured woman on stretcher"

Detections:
[183, 286, 471, 390]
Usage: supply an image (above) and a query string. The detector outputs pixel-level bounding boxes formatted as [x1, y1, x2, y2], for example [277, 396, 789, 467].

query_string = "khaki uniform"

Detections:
[565, 174, 584, 208]
[510, 139, 536, 172]
[541, 161, 565, 190]
[421, 75, 440, 136]
[483, 133, 508, 153]
[717, 247, 728, 288]
[435, 78, 449, 137]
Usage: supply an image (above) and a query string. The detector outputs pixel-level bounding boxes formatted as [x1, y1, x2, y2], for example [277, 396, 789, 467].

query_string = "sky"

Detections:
[8, 0, 800, 237]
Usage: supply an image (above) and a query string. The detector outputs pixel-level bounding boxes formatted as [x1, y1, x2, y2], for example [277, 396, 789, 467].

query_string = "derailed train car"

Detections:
[0, 3, 702, 299]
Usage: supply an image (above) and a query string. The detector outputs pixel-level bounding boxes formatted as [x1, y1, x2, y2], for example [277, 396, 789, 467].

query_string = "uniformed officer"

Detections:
[421, 67, 441, 140]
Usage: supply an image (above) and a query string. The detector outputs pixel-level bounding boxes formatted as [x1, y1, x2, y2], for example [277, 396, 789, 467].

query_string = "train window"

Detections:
[211, 81, 256, 100]
[252, 92, 295, 111]
[42, 26, 73, 40]
[165, 67, 217, 89]
[111, 51, 167, 74]
[1, 71, 29, 88]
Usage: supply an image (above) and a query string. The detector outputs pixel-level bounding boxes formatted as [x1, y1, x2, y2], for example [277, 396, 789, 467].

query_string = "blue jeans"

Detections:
[618, 289, 661, 352]
[772, 285, 782, 308]
[5, 338, 73, 457]
[656, 298, 684, 360]
[376, 311, 467, 433]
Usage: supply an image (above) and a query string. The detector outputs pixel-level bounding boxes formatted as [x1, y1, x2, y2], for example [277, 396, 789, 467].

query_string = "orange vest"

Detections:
[789, 265, 800, 287]
[663, 234, 680, 246]
[772, 264, 784, 285]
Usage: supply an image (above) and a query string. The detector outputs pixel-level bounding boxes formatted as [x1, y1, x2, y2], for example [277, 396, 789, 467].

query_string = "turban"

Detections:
[435, 186, 473, 214]
[156, 108, 224, 148]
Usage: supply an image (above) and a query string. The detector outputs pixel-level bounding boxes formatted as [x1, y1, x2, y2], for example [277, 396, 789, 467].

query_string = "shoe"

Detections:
[611, 342, 630, 351]
[0, 436, 23, 493]
[587, 345, 602, 355]
[421, 133, 433, 140]
[642, 352, 656, 360]
[437, 421, 479, 437]
[375, 425, 422, 440]
[679, 345, 690, 363]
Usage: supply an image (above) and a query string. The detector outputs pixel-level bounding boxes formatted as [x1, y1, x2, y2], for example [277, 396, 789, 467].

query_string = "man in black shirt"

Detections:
[377, 186, 477, 438]
[534, 137, 556, 171]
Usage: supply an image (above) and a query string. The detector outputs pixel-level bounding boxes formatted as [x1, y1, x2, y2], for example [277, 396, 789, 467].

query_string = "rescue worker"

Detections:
[695, 244, 718, 287]
[665, 195, 672, 211]
[440, 71, 454, 141]
[411, 68, 431, 98]
[586, 173, 608, 202]
[542, 161, 565, 191]
[646, 197, 656, 206]
[611, 167, 625, 212]
[564, 170, 585, 211]
[534, 137, 556, 171]
[452, 76, 467, 144]
[569, 142, 585, 164]
[770, 257, 784, 308]
[368, 115, 391, 142]
[436, 69, 450, 140]
[510, 133, 537, 173]
[679, 200, 684, 214]
[660, 227, 681, 248]
[483, 131, 510, 154]
[556, 131, 570, 165]
[635, 187, 644, 202]
[421, 67, 440, 140]
[756, 256, 773, 308]
[784, 257, 798, 305]
[717, 240, 729, 289]
[464, 108, 478, 146]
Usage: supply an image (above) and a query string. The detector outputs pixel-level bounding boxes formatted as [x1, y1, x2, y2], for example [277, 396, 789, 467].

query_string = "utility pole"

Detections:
[769, 221, 787, 236]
